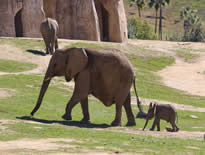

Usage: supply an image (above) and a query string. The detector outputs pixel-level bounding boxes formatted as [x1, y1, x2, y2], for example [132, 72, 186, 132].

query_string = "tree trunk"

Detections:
[155, 9, 158, 34]
[158, 5, 162, 40]
[137, 6, 141, 18]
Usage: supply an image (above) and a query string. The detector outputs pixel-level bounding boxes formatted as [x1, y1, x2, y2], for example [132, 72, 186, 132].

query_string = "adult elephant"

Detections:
[40, 18, 59, 55]
[30, 47, 146, 126]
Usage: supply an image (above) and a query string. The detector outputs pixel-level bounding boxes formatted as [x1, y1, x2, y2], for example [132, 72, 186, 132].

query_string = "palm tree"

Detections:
[129, 0, 146, 18]
[180, 7, 202, 41]
[158, 0, 170, 40]
[148, 0, 160, 34]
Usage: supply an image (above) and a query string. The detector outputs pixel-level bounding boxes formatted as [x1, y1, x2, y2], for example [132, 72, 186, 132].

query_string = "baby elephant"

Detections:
[143, 102, 179, 132]
[40, 18, 59, 55]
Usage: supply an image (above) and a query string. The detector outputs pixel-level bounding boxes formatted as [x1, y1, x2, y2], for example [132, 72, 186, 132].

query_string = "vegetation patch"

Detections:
[175, 48, 200, 62]
[64, 42, 115, 50]
[0, 38, 44, 51]
[0, 59, 37, 73]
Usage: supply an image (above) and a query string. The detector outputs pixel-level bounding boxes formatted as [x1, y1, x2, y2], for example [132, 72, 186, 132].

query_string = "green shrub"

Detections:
[127, 17, 158, 40]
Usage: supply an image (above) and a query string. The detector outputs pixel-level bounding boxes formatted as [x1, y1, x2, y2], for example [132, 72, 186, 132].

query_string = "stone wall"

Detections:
[0, 0, 127, 42]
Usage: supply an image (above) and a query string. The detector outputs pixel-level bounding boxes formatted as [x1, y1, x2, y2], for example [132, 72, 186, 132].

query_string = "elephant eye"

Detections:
[53, 63, 57, 68]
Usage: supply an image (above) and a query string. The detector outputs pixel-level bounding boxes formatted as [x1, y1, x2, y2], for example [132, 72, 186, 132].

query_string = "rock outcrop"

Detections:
[0, 0, 127, 42]
[21, 0, 45, 37]
[0, 0, 44, 37]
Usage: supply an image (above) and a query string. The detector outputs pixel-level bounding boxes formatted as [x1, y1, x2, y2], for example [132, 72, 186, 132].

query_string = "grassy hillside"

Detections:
[124, 0, 205, 39]
[0, 38, 205, 154]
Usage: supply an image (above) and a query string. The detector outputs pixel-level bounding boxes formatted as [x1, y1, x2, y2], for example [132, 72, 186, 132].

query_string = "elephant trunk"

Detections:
[143, 118, 149, 130]
[30, 76, 51, 116]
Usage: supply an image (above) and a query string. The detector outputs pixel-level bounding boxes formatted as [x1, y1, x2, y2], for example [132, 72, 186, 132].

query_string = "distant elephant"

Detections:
[40, 18, 59, 55]
[30, 47, 147, 126]
[143, 102, 179, 132]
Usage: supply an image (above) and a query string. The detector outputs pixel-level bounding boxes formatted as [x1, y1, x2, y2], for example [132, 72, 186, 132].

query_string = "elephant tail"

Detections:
[133, 77, 147, 118]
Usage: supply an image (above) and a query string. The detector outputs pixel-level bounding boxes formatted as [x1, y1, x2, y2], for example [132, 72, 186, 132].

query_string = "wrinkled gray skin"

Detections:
[40, 18, 59, 55]
[143, 102, 179, 132]
[30, 47, 146, 126]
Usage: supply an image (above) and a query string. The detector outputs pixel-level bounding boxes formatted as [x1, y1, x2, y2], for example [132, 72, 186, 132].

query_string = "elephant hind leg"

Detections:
[170, 121, 179, 132]
[123, 92, 136, 126]
[42, 36, 50, 54]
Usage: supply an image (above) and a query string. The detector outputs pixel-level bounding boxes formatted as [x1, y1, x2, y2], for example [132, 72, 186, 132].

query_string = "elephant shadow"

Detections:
[16, 116, 110, 129]
[26, 49, 46, 56]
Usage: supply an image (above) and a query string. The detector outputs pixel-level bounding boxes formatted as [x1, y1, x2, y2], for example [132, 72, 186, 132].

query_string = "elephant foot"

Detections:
[126, 121, 136, 126]
[80, 118, 90, 124]
[149, 128, 154, 131]
[111, 121, 121, 127]
[62, 114, 72, 120]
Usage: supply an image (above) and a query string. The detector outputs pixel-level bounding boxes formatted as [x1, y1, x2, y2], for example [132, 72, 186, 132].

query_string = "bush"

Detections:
[127, 17, 158, 40]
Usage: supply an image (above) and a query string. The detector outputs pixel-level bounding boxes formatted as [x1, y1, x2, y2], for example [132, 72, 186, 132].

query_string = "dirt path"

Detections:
[104, 128, 204, 141]
[129, 39, 205, 97]
[158, 56, 205, 96]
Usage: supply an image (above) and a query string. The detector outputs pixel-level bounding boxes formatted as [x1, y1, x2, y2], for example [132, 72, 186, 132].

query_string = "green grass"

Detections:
[0, 59, 37, 73]
[0, 38, 44, 50]
[0, 39, 205, 154]
[175, 48, 201, 62]
[64, 42, 116, 50]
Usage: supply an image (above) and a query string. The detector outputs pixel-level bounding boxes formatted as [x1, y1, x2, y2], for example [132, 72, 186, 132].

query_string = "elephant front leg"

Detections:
[80, 97, 90, 123]
[111, 103, 122, 126]
[156, 119, 160, 131]
[62, 97, 78, 121]
[62, 71, 90, 121]
[150, 118, 158, 131]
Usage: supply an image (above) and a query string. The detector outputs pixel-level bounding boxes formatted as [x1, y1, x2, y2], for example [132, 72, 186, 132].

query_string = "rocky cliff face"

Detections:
[0, 0, 127, 42]
[22, 0, 45, 37]
[0, 0, 22, 37]
[0, 0, 44, 37]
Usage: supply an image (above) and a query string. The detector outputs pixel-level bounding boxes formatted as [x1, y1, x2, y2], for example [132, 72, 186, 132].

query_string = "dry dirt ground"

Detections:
[0, 38, 205, 154]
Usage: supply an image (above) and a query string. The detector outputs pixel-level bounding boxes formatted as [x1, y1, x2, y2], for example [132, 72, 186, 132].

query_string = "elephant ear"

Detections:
[65, 48, 88, 81]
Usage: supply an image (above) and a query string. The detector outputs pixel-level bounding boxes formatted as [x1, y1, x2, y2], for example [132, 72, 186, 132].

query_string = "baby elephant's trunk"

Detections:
[143, 118, 149, 130]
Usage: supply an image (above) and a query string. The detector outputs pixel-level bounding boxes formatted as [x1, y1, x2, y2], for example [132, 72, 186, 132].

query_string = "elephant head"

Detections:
[30, 47, 88, 116]
[142, 102, 156, 130]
